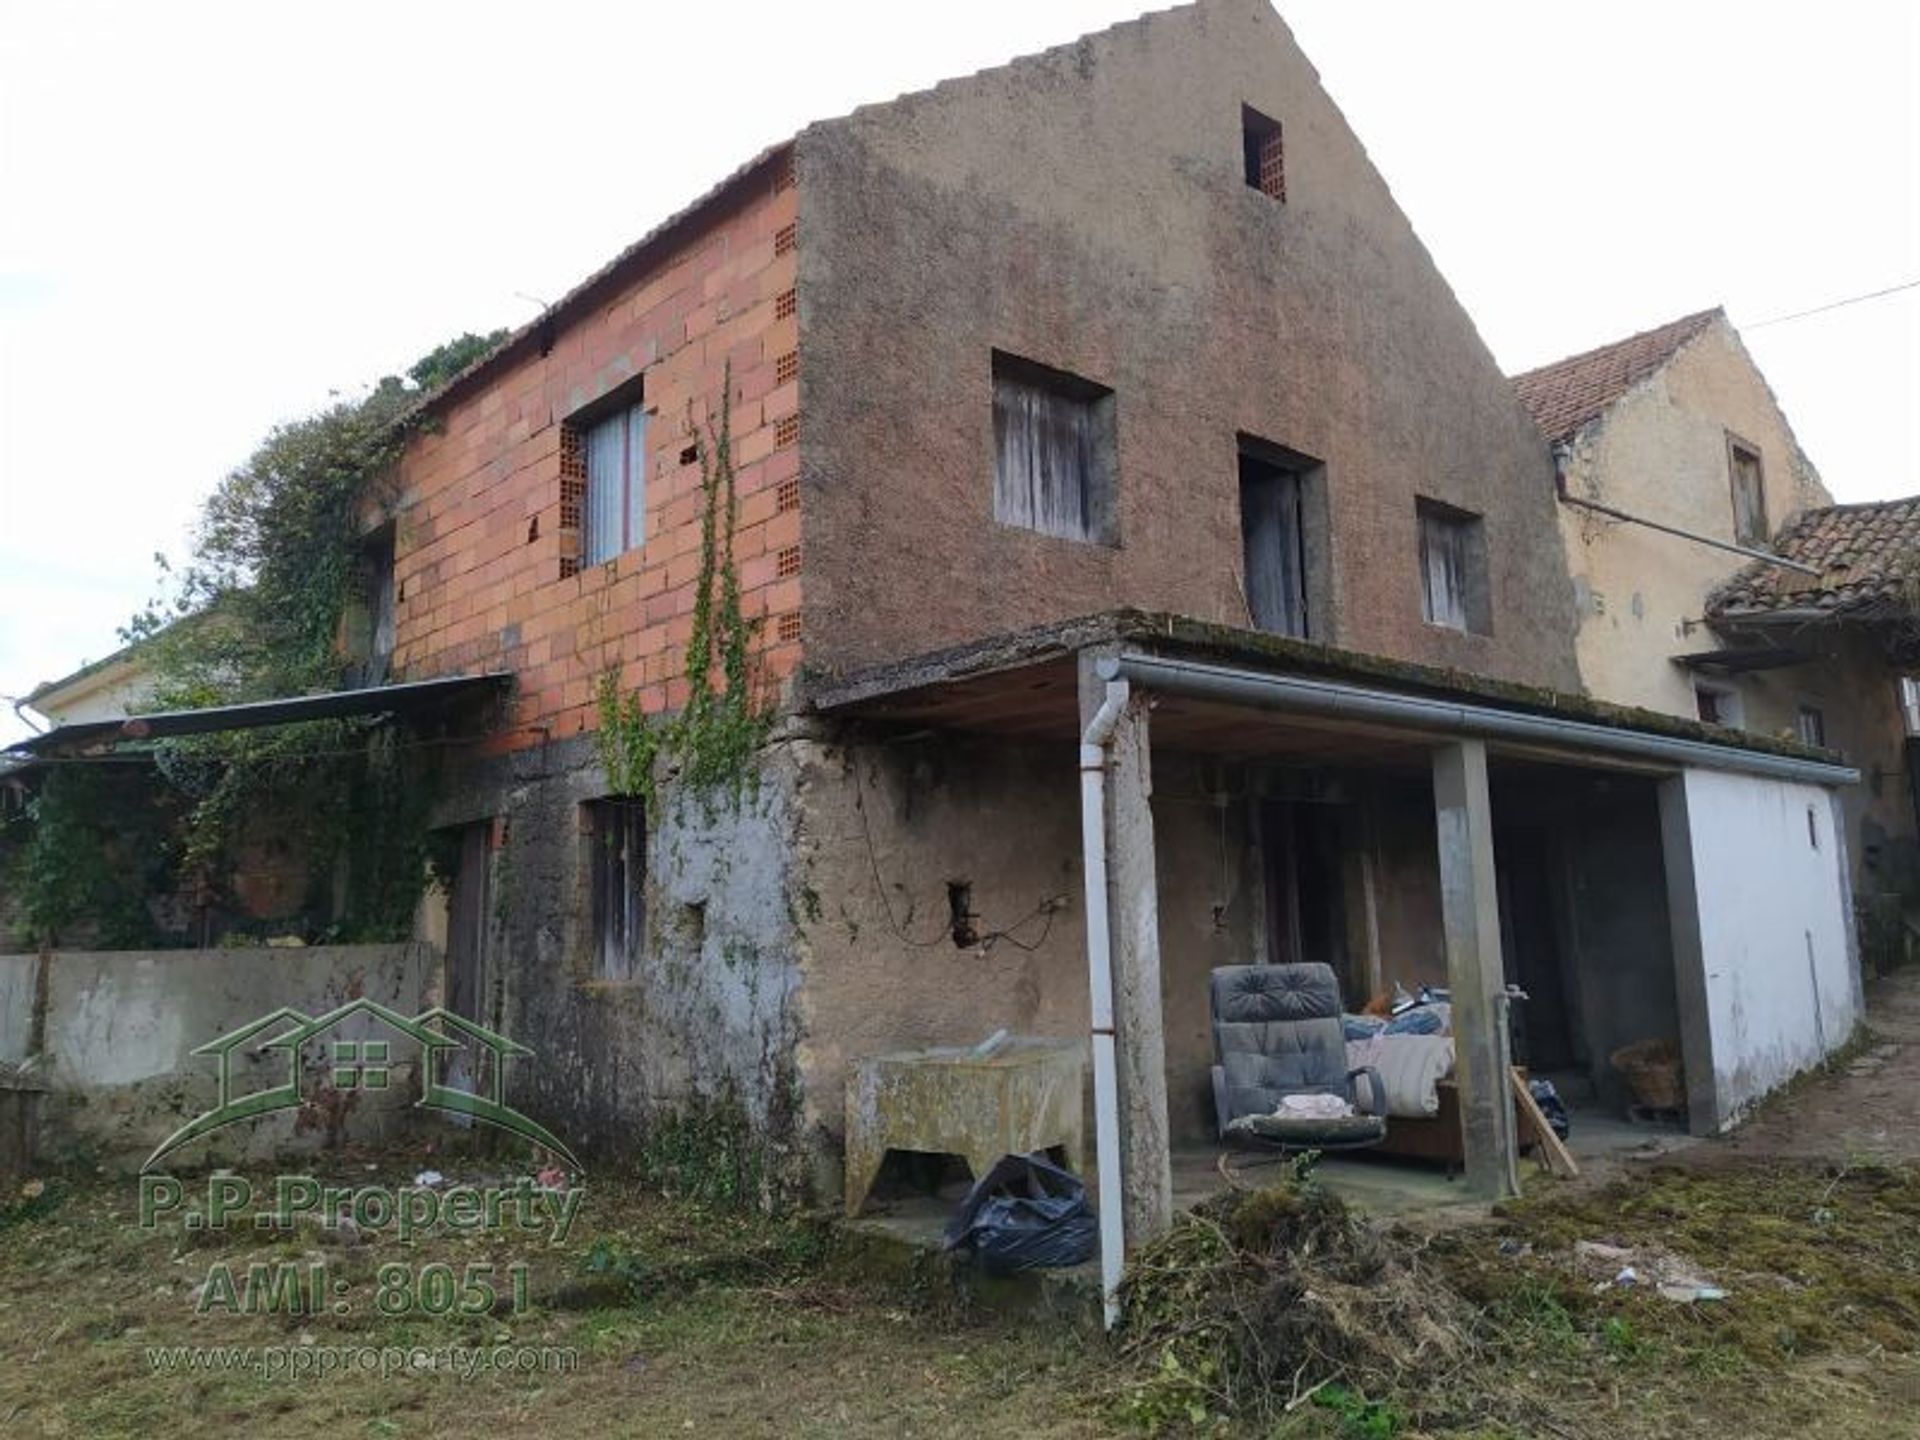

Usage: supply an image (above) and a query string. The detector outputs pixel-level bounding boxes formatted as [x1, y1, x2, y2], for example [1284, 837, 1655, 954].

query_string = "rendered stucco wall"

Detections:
[797, 0, 1581, 692]
[428, 733, 808, 1198]
[789, 729, 1282, 1190]
[1554, 317, 1831, 718]
[1663, 768, 1859, 1128]
[34, 944, 429, 1167]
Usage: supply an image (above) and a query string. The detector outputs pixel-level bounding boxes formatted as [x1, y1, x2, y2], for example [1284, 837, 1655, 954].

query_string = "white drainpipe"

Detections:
[1079, 678, 1130, 1330]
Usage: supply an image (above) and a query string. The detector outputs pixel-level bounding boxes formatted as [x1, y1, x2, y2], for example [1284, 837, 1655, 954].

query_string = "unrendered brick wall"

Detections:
[392, 152, 801, 754]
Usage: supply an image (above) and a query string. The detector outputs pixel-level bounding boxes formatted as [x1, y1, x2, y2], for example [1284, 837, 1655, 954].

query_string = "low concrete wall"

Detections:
[32, 944, 432, 1169]
[1664, 769, 1861, 1128]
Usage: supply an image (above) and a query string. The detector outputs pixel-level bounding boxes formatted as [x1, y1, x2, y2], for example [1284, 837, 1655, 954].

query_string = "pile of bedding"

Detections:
[1344, 1002, 1455, 1118]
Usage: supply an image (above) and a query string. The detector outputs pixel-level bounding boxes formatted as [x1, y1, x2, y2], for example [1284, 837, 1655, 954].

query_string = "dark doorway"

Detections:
[1493, 822, 1578, 1072]
[1239, 442, 1314, 639]
[442, 822, 493, 1105]
[1263, 802, 1352, 992]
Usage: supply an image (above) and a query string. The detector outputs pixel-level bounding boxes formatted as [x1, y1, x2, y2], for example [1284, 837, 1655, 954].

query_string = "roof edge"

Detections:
[398, 141, 795, 429]
[806, 608, 1843, 766]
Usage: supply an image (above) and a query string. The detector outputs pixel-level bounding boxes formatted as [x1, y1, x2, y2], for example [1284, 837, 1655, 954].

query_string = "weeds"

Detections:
[0, 1177, 62, 1230]
[1311, 1383, 1404, 1439]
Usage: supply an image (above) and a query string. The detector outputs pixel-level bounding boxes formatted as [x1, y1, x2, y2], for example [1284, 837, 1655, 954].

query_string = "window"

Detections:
[345, 524, 395, 686]
[1238, 438, 1321, 639]
[1795, 705, 1827, 748]
[1242, 105, 1285, 201]
[586, 799, 646, 981]
[1693, 681, 1744, 729]
[991, 352, 1117, 544]
[582, 402, 647, 566]
[1417, 499, 1490, 634]
[1728, 437, 1767, 549]
[1900, 676, 1920, 737]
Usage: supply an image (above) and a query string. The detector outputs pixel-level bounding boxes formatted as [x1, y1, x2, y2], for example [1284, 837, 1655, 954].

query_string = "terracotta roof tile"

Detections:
[1511, 309, 1722, 445]
[1710, 497, 1920, 620]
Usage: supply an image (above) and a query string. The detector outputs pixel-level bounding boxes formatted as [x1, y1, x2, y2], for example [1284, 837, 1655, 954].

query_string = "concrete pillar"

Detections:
[1079, 653, 1173, 1245]
[1656, 774, 1724, 1133]
[1431, 738, 1518, 1198]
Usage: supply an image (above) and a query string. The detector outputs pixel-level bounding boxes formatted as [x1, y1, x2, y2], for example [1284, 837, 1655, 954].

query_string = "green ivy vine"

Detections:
[5, 332, 504, 948]
[596, 366, 772, 811]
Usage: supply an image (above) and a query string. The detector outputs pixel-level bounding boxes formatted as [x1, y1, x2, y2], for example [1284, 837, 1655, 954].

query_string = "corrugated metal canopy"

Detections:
[7, 673, 511, 756]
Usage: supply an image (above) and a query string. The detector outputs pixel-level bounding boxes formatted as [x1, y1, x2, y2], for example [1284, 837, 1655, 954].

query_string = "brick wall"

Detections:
[392, 153, 801, 755]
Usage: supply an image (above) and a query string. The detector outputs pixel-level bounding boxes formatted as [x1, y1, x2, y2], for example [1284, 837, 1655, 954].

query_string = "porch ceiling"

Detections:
[815, 653, 1438, 768]
[809, 612, 1857, 786]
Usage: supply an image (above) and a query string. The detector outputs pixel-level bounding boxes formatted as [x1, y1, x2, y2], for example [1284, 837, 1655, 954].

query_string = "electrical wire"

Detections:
[1744, 278, 1920, 330]
[852, 754, 960, 948]
[852, 752, 1069, 954]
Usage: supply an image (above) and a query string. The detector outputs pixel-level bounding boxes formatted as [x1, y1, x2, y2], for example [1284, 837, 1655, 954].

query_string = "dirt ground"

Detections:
[1703, 966, 1920, 1163]
[0, 971, 1915, 1438]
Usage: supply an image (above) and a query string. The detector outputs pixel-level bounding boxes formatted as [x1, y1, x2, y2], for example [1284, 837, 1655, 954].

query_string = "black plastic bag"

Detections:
[1529, 1077, 1571, 1141]
[942, 1152, 1098, 1275]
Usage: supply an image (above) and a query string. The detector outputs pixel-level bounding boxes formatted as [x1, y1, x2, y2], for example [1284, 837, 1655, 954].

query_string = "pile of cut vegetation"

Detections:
[1114, 1171, 1478, 1431]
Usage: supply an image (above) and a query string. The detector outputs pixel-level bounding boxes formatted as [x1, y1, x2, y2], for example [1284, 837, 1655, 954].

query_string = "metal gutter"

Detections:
[1098, 654, 1859, 787]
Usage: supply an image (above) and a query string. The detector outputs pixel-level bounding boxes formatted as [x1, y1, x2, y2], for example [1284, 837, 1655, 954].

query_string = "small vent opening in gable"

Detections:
[1242, 105, 1285, 201]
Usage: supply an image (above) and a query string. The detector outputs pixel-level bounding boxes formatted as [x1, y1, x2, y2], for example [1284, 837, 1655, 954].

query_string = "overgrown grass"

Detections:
[0, 1157, 1100, 1439]
[1114, 1159, 1920, 1438]
[3, 1155, 1917, 1437]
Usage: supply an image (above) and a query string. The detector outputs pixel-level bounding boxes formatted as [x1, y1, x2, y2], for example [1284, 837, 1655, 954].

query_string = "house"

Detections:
[4, 1, 1867, 1299]
[1514, 310, 1916, 930]
[1710, 498, 1920, 962]
[1514, 307, 1831, 725]
[21, 644, 157, 729]
[379, 0, 1860, 1214]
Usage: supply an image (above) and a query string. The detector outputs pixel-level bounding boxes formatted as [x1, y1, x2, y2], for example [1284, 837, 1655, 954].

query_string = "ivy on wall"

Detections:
[597, 367, 773, 811]
[4, 332, 506, 947]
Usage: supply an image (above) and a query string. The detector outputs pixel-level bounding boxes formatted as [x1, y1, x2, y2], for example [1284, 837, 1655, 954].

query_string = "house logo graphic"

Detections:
[143, 998, 581, 1173]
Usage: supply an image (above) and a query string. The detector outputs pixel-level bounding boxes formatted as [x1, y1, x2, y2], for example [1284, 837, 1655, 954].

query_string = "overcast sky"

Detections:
[2, 1, 1916, 744]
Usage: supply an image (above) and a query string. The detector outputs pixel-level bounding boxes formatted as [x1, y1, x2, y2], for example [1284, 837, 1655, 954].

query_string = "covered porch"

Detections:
[812, 612, 1861, 1322]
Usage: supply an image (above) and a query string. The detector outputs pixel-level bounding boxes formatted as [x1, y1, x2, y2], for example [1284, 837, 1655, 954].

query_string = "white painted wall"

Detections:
[1673, 768, 1859, 1125]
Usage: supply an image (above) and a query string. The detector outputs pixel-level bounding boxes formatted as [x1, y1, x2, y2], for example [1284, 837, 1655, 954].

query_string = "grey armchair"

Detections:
[1209, 963, 1387, 1150]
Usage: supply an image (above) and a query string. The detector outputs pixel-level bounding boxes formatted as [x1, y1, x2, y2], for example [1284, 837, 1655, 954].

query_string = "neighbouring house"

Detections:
[2, 1, 1867, 1288]
[21, 644, 157, 729]
[1513, 310, 1917, 934]
[1710, 498, 1920, 964]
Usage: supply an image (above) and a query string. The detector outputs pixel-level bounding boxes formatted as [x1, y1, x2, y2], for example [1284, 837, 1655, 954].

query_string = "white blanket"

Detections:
[1346, 1034, 1455, 1118]
[1272, 1092, 1353, 1120]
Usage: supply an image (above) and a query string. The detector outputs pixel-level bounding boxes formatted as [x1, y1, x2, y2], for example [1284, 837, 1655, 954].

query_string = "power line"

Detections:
[1744, 278, 1920, 330]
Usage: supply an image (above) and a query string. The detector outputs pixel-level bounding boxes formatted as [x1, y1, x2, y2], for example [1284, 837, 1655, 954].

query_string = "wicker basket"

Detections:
[1611, 1038, 1686, 1111]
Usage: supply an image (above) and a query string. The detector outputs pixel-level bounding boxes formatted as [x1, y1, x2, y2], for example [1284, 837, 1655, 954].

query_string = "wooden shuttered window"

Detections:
[1239, 447, 1311, 639]
[587, 798, 646, 982]
[1418, 499, 1488, 635]
[991, 353, 1116, 544]
[1729, 441, 1767, 550]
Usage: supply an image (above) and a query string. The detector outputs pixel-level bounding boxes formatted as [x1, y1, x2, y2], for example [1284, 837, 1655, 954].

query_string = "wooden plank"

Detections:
[1510, 1067, 1579, 1178]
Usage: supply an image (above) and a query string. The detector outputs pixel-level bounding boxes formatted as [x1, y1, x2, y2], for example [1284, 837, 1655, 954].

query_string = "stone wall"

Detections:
[428, 733, 809, 1200]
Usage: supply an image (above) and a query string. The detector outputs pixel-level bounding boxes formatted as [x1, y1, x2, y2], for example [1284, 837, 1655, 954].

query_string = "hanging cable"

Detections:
[1744, 278, 1920, 330]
